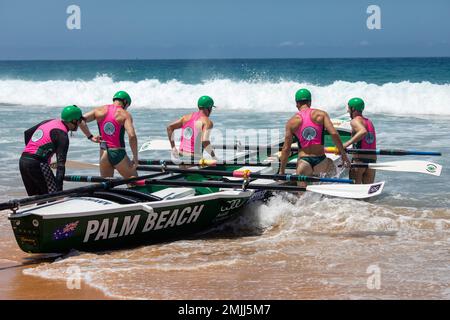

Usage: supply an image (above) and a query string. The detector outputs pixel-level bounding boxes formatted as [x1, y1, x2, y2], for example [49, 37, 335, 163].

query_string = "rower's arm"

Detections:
[279, 122, 294, 175]
[323, 113, 350, 165]
[166, 117, 184, 149]
[202, 121, 216, 158]
[124, 115, 138, 163]
[51, 129, 70, 191]
[79, 108, 98, 139]
[343, 119, 367, 149]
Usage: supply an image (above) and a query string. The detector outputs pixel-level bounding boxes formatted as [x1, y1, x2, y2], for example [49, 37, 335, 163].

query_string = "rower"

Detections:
[279, 88, 351, 187]
[79, 91, 139, 179]
[343, 97, 377, 184]
[166, 95, 217, 163]
[19, 105, 84, 195]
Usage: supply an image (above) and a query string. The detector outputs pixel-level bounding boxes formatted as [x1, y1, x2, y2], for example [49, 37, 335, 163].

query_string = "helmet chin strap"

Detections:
[349, 108, 354, 119]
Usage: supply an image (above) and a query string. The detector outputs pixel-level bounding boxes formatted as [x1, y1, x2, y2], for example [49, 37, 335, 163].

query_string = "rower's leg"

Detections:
[296, 160, 313, 188]
[99, 149, 115, 177]
[350, 167, 365, 184]
[114, 155, 138, 179]
[313, 158, 334, 176]
[362, 168, 376, 184]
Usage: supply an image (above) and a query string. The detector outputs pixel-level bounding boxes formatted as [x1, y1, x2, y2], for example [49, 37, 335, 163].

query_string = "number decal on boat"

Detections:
[220, 199, 244, 212]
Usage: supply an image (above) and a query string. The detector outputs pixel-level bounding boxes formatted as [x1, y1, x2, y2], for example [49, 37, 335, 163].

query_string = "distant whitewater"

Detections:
[0, 76, 450, 115]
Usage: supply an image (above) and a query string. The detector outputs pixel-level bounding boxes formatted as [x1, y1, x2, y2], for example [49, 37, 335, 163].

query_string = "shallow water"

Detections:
[1, 108, 449, 299]
[0, 58, 449, 299]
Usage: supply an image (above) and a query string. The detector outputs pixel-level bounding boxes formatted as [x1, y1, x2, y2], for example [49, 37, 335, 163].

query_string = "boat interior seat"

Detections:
[81, 188, 163, 204]
[111, 188, 163, 202]
[150, 187, 196, 200]
[89, 191, 141, 204]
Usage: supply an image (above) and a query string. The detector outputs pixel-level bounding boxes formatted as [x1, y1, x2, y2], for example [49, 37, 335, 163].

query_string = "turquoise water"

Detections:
[0, 59, 449, 299]
[1, 58, 450, 84]
[0, 58, 449, 205]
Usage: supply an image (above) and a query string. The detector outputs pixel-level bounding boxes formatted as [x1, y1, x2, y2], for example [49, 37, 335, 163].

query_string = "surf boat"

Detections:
[4, 117, 386, 253]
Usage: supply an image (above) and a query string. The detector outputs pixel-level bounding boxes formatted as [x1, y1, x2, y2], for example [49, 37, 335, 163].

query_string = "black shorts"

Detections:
[19, 155, 57, 196]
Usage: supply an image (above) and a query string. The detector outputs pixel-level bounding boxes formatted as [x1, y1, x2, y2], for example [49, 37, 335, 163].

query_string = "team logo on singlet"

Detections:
[365, 132, 375, 144]
[31, 129, 44, 142]
[103, 122, 116, 136]
[183, 127, 193, 140]
[302, 127, 317, 141]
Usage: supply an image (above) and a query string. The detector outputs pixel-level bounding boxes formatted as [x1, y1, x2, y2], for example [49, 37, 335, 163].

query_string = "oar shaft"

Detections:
[327, 147, 441, 156]
[60, 175, 383, 199]
[138, 159, 218, 167]
[65, 175, 120, 183]
[0, 182, 109, 211]
[139, 159, 299, 168]
[374, 149, 442, 156]
[135, 165, 353, 184]
[143, 178, 307, 192]
[0, 173, 158, 211]
[65, 175, 309, 192]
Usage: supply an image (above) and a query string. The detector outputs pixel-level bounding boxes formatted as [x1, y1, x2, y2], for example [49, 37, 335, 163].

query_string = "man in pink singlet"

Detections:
[279, 88, 351, 187]
[80, 91, 139, 179]
[343, 97, 377, 184]
[166, 95, 217, 161]
[19, 105, 84, 195]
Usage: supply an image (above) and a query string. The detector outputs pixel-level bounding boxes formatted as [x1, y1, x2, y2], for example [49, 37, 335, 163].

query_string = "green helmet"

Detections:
[348, 97, 365, 111]
[61, 105, 83, 122]
[198, 95, 215, 109]
[295, 88, 312, 102]
[113, 91, 132, 107]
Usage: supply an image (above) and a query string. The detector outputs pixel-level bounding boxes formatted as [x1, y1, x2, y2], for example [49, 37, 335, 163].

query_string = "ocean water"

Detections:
[0, 58, 449, 299]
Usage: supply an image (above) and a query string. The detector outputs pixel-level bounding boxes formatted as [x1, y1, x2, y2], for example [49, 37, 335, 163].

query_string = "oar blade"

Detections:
[306, 181, 385, 199]
[369, 160, 442, 176]
[139, 139, 171, 152]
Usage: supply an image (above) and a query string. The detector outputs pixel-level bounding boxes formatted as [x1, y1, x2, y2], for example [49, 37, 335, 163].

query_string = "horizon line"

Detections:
[1, 56, 449, 62]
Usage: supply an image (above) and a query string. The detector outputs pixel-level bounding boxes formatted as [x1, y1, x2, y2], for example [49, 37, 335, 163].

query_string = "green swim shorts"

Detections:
[107, 148, 127, 166]
[299, 155, 327, 169]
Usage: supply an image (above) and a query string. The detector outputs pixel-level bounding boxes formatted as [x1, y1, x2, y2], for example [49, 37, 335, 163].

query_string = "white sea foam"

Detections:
[0, 76, 449, 115]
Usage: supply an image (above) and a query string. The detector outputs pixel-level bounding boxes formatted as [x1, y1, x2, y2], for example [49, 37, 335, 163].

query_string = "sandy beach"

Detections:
[0, 214, 110, 300]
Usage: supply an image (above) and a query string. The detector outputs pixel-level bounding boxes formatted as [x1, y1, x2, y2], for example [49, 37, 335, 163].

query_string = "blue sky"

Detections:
[0, 0, 449, 59]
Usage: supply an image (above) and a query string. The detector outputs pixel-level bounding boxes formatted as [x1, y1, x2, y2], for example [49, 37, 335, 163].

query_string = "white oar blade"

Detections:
[306, 181, 385, 199]
[369, 160, 442, 176]
[139, 139, 171, 152]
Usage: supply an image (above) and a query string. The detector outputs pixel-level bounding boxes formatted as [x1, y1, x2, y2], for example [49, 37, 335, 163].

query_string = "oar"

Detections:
[60, 160, 352, 183]
[139, 139, 289, 153]
[135, 165, 354, 184]
[138, 159, 219, 167]
[325, 146, 442, 156]
[350, 160, 442, 176]
[64, 175, 385, 199]
[0, 173, 157, 211]
[139, 158, 442, 176]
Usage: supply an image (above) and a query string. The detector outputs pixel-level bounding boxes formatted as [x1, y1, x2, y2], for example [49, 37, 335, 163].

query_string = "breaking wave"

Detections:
[0, 76, 449, 115]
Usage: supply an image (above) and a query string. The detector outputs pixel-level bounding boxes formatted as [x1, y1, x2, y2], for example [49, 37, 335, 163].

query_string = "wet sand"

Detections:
[1, 197, 449, 300]
[0, 215, 111, 300]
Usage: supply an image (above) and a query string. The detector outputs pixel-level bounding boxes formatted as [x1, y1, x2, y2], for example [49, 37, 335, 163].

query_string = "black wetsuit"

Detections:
[19, 120, 70, 196]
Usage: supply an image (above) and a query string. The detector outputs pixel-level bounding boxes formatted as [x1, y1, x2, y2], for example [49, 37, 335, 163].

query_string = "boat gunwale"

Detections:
[8, 188, 255, 220]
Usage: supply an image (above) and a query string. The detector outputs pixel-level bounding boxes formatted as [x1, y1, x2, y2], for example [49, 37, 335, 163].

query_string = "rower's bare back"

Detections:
[96, 105, 128, 124]
[182, 112, 211, 130]
[291, 109, 325, 157]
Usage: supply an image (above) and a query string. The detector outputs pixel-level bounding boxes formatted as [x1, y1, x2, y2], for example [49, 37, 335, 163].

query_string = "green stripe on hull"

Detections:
[9, 125, 350, 254]
[10, 195, 252, 253]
